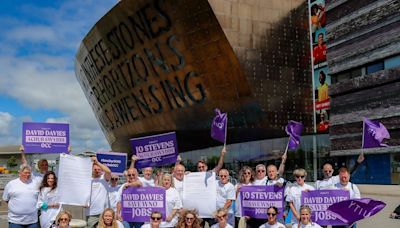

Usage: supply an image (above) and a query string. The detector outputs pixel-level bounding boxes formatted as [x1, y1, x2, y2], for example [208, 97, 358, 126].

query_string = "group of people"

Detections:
[2, 146, 365, 228]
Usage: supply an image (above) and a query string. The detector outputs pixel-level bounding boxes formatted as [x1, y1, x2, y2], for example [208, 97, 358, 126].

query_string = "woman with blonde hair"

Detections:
[176, 209, 202, 228]
[211, 208, 233, 228]
[161, 173, 182, 227]
[292, 205, 322, 228]
[98, 208, 124, 228]
[234, 166, 255, 227]
[53, 211, 72, 228]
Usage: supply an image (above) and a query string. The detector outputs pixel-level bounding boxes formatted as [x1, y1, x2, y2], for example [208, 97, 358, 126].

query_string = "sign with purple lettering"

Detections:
[22, 122, 69, 153]
[96, 151, 127, 175]
[130, 132, 178, 169]
[302, 189, 350, 226]
[121, 187, 166, 222]
[240, 185, 285, 219]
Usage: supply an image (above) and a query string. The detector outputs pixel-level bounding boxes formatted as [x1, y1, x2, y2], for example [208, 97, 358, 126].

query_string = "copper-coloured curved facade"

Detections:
[75, 0, 312, 153]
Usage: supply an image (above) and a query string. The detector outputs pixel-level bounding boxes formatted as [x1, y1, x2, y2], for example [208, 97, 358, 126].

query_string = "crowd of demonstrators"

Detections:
[2, 145, 367, 228]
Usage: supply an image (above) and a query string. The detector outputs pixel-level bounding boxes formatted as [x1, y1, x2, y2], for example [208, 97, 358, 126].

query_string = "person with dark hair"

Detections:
[141, 211, 162, 228]
[37, 171, 61, 228]
[313, 33, 327, 65]
[176, 209, 202, 228]
[293, 205, 322, 228]
[318, 71, 328, 102]
[259, 207, 284, 228]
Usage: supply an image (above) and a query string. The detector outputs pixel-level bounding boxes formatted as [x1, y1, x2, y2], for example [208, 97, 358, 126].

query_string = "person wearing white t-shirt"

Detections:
[234, 166, 254, 228]
[316, 153, 364, 190]
[20, 145, 49, 185]
[109, 174, 121, 213]
[254, 153, 287, 186]
[173, 163, 185, 201]
[287, 168, 315, 225]
[216, 169, 235, 226]
[140, 211, 162, 228]
[86, 157, 112, 228]
[130, 155, 156, 187]
[37, 171, 62, 228]
[160, 173, 182, 228]
[292, 205, 322, 228]
[2, 164, 39, 227]
[258, 206, 285, 228]
[211, 208, 234, 228]
[98, 208, 124, 228]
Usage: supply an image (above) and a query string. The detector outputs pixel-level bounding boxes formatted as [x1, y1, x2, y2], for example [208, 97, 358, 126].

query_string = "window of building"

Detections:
[366, 61, 384, 74]
[385, 55, 400, 69]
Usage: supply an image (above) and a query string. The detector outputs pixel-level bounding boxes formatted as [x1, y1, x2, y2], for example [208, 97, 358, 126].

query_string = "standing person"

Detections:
[197, 146, 227, 174]
[287, 169, 315, 226]
[160, 173, 182, 228]
[2, 164, 39, 227]
[216, 169, 235, 226]
[332, 167, 361, 228]
[20, 145, 49, 184]
[316, 153, 364, 190]
[53, 211, 72, 228]
[258, 207, 285, 228]
[116, 168, 143, 228]
[211, 208, 233, 228]
[140, 211, 162, 228]
[98, 208, 124, 228]
[109, 174, 121, 213]
[254, 153, 287, 186]
[234, 166, 254, 228]
[173, 162, 185, 201]
[86, 157, 112, 228]
[130, 155, 156, 187]
[37, 171, 62, 228]
[292, 205, 322, 228]
[176, 209, 202, 228]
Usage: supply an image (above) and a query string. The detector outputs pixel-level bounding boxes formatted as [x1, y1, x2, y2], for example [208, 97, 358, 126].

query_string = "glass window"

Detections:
[385, 55, 400, 69]
[366, 61, 384, 74]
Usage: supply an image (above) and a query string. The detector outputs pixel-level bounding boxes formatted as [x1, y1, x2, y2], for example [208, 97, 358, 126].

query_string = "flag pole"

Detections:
[283, 138, 289, 157]
[361, 118, 365, 148]
[223, 115, 228, 149]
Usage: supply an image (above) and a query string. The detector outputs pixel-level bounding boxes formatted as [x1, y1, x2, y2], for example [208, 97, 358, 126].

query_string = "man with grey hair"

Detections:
[253, 153, 287, 185]
[3, 164, 40, 227]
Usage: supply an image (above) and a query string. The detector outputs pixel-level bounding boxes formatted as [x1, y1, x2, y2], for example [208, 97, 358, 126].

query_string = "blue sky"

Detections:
[0, 0, 118, 152]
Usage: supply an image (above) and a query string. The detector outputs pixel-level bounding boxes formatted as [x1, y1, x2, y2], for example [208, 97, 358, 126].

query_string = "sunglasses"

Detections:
[59, 218, 69, 222]
[257, 170, 265, 173]
[111, 178, 119, 181]
[267, 213, 276, 216]
[127, 174, 136, 177]
[151, 216, 162, 221]
[324, 170, 333, 173]
[217, 214, 227, 219]
[296, 175, 305, 179]
[244, 172, 251, 175]
[219, 175, 227, 178]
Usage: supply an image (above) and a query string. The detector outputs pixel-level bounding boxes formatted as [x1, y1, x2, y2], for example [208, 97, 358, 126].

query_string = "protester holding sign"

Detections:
[197, 146, 227, 174]
[86, 157, 112, 228]
[292, 205, 322, 228]
[216, 169, 235, 226]
[287, 168, 315, 225]
[160, 173, 182, 227]
[254, 153, 287, 186]
[259, 206, 285, 228]
[131, 155, 156, 187]
[37, 171, 62, 228]
[2, 164, 39, 227]
[234, 166, 254, 227]
[20, 145, 49, 184]
[98, 208, 124, 228]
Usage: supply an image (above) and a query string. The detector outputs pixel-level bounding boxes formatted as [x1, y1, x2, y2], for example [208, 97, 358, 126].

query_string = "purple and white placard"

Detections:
[240, 185, 285, 219]
[302, 189, 350, 226]
[22, 122, 69, 153]
[96, 151, 127, 175]
[130, 132, 178, 169]
[121, 187, 166, 222]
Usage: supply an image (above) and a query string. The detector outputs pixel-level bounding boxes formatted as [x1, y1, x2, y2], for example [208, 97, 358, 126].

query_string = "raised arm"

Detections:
[20, 145, 28, 165]
[349, 152, 364, 174]
[92, 156, 111, 181]
[130, 155, 138, 169]
[213, 145, 227, 174]
[278, 152, 287, 177]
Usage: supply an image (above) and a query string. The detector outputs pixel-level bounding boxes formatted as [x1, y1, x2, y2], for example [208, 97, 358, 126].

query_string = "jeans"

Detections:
[123, 221, 144, 228]
[9, 222, 39, 228]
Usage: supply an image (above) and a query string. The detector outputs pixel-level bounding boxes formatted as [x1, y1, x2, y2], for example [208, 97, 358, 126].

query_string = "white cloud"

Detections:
[0, 112, 13, 135]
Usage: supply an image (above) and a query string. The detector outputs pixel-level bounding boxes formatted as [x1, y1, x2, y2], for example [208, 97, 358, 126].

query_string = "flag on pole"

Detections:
[327, 198, 386, 225]
[285, 120, 303, 150]
[211, 109, 227, 143]
[362, 117, 390, 148]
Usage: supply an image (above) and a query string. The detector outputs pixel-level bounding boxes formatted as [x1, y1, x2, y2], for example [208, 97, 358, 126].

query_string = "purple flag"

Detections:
[302, 190, 350, 226]
[362, 118, 390, 148]
[121, 187, 166, 222]
[327, 198, 386, 225]
[285, 120, 303, 150]
[211, 109, 227, 143]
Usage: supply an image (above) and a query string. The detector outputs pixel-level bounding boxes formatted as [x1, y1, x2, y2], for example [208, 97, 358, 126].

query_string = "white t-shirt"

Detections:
[139, 177, 155, 187]
[86, 177, 110, 216]
[173, 177, 184, 201]
[286, 182, 315, 224]
[216, 181, 235, 214]
[259, 221, 285, 228]
[2, 178, 39, 224]
[32, 171, 45, 186]
[141, 224, 151, 228]
[266, 177, 285, 186]
[315, 175, 339, 190]
[234, 182, 252, 217]
[334, 182, 361, 199]
[253, 176, 268, 185]
[292, 222, 322, 228]
[116, 220, 125, 228]
[109, 185, 121, 212]
[160, 187, 182, 227]
[210, 223, 234, 228]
